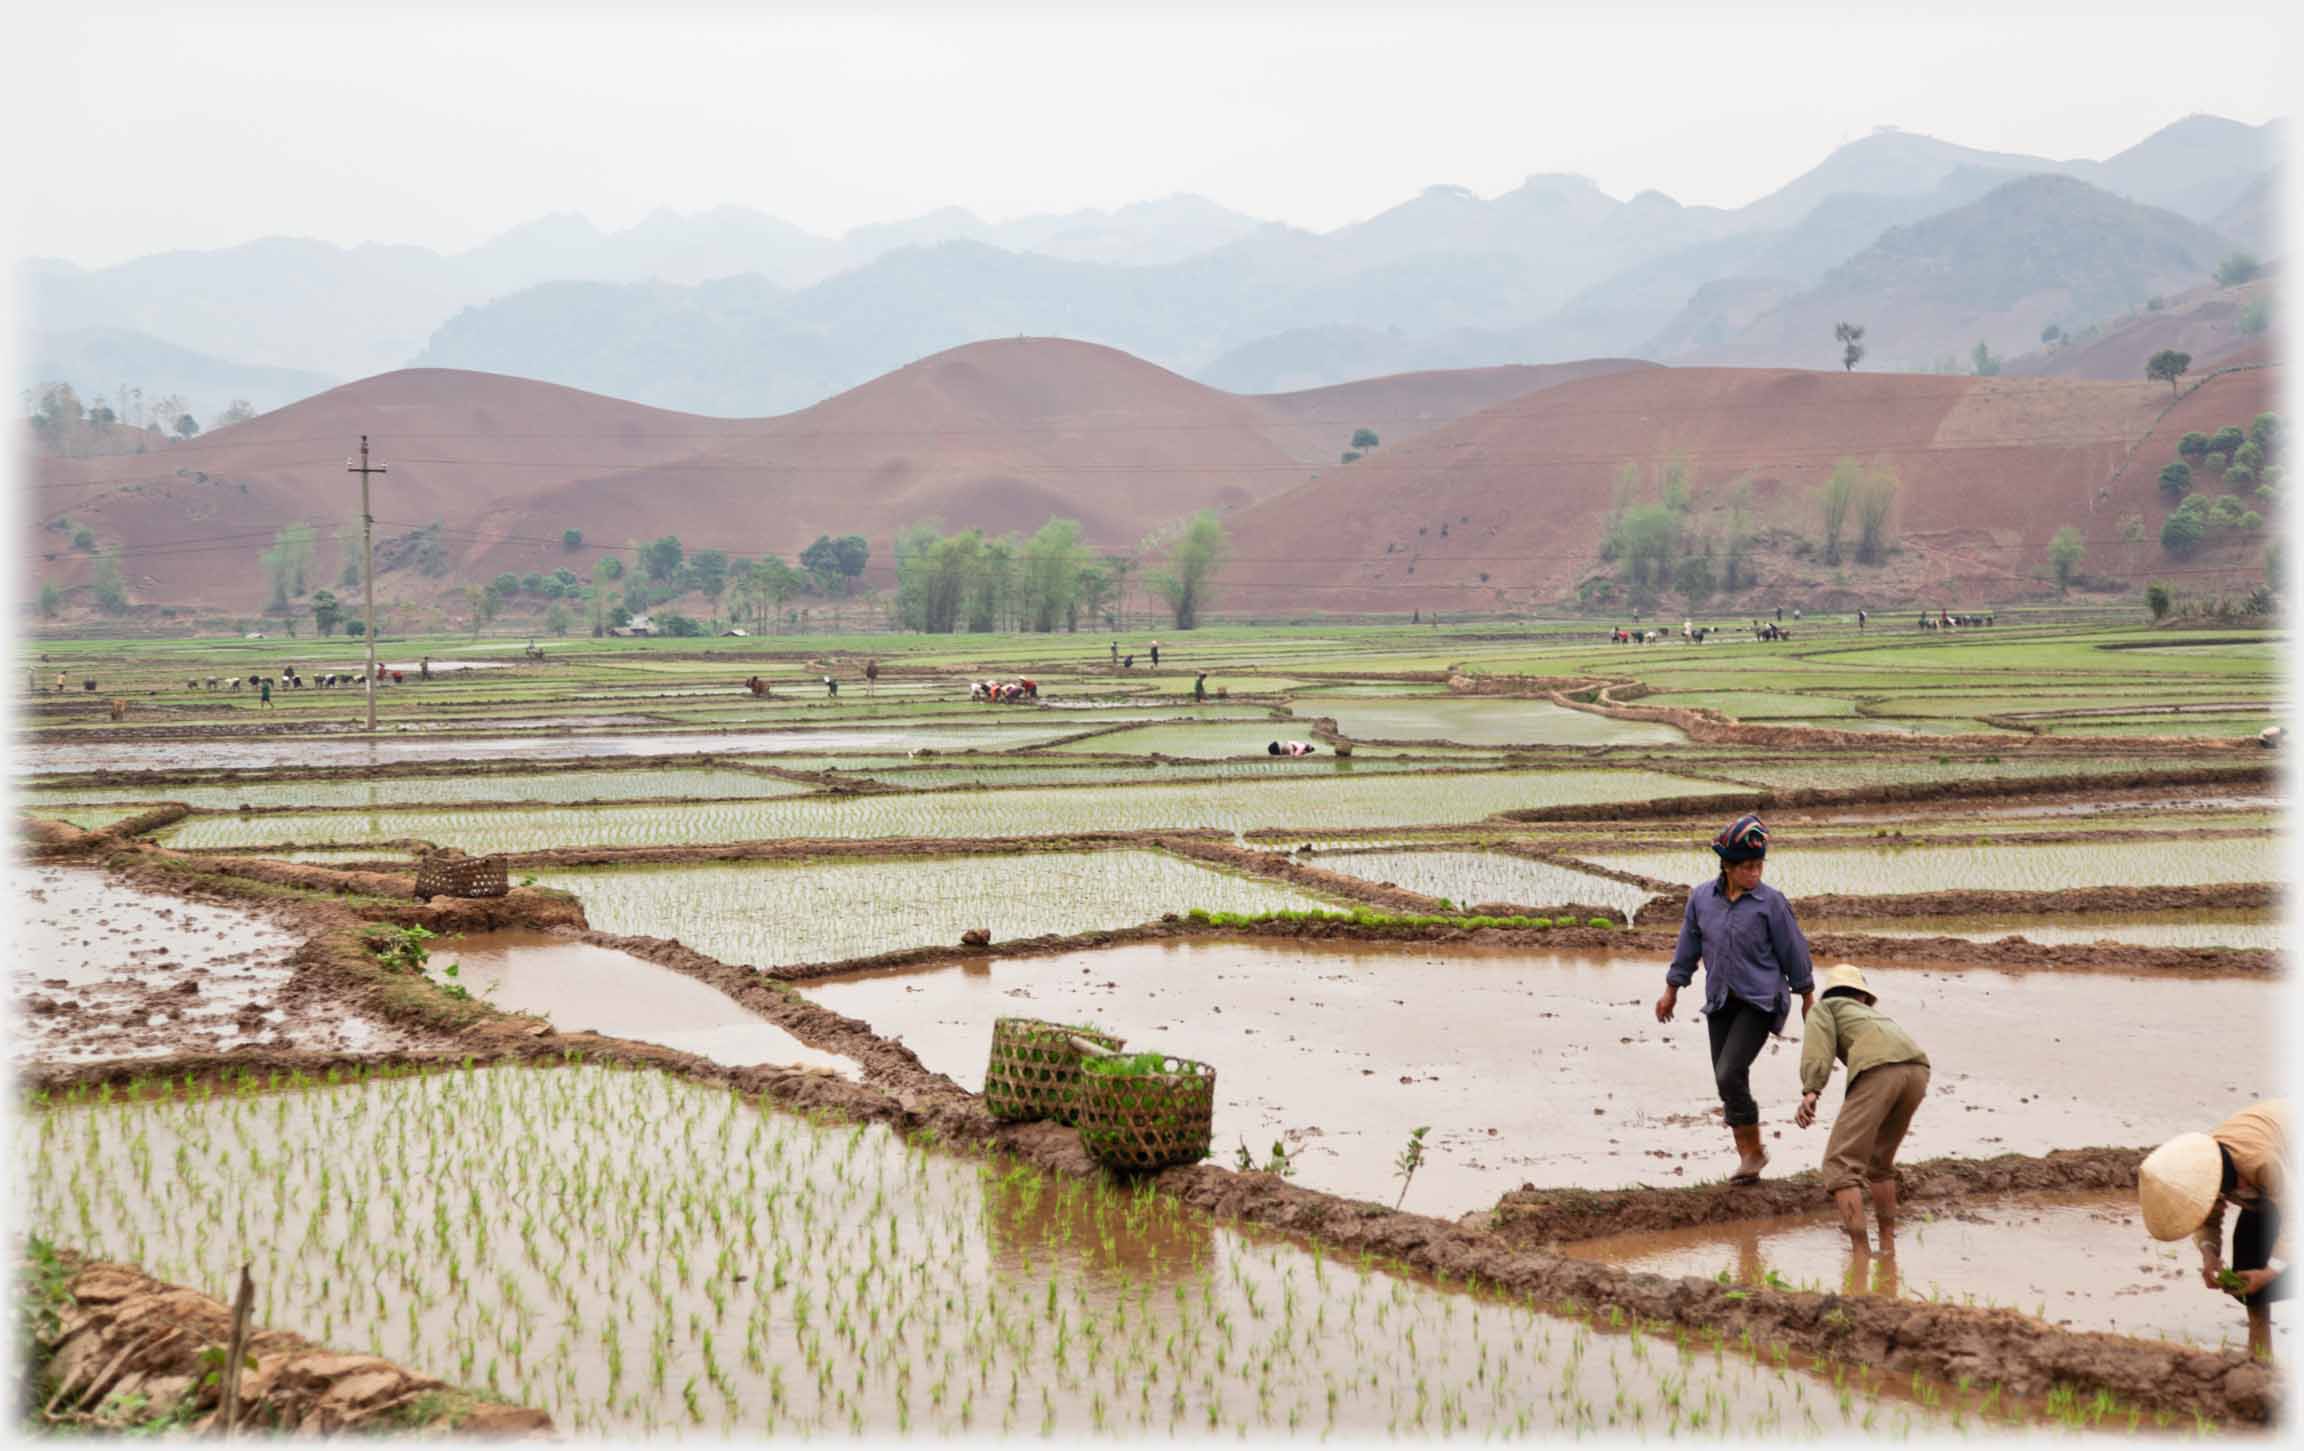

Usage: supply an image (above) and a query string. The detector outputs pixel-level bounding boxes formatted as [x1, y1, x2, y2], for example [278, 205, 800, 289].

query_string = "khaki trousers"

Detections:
[1821, 1060, 1929, 1191]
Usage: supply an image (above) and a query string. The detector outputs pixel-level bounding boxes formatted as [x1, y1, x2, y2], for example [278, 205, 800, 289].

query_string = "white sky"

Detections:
[11, 1, 2293, 269]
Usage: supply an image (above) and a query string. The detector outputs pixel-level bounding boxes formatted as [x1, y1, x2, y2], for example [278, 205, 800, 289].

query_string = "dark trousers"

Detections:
[1706, 996, 1773, 1127]
[2234, 1201, 2289, 1311]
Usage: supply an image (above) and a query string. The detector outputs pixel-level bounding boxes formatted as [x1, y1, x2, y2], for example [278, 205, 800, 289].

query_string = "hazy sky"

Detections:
[15, 2, 2294, 268]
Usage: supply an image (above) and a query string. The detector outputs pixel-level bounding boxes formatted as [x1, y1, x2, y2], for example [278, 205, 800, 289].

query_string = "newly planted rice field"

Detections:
[22, 767, 816, 811]
[1312, 850, 1652, 917]
[154, 769, 1740, 853]
[17, 614, 2286, 1436]
[534, 852, 1339, 967]
[1576, 836, 2279, 896]
[17, 1065, 1987, 1437]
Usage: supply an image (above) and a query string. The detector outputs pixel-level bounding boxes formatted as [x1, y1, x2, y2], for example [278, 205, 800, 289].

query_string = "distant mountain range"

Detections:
[21, 114, 2282, 416]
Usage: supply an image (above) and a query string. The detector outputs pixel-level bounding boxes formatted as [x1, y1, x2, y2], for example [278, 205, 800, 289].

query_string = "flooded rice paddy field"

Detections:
[21, 766, 818, 810]
[17, 1064, 1994, 1439]
[799, 942, 2280, 1217]
[1577, 837, 2279, 895]
[17, 621, 2289, 1429]
[1823, 912, 2283, 950]
[1309, 849, 1653, 917]
[13, 866, 412, 1064]
[1300, 697, 1687, 746]
[152, 769, 1740, 853]
[433, 934, 861, 1075]
[1557, 1190, 2293, 1356]
[533, 852, 1339, 967]
[17, 722, 1086, 774]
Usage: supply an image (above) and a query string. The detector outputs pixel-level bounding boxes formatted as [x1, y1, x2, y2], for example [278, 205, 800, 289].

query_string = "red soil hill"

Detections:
[1209, 364, 2282, 614]
[29, 340, 1633, 615]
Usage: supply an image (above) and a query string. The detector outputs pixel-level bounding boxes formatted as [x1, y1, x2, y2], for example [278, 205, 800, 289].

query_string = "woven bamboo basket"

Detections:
[982, 1018, 1123, 1124]
[1076, 1054, 1217, 1173]
[412, 853, 509, 900]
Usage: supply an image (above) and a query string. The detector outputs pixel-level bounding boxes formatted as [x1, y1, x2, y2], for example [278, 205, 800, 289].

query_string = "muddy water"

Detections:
[1558, 1191, 2293, 1356]
[1581, 837, 2279, 897]
[1301, 697, 1686, 747]
[18, 1066, 1984, 1438]
[436, 933, 861, 1077]
[12, 865, 411, 1065]
[16, 723, 1077, 774]
[801, 942, 2281, 1217]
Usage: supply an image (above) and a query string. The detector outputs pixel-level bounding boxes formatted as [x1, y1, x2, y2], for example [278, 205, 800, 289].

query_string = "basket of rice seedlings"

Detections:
[1075, 1049, 1216, 1173]
[983, 1017, 1125, 1124]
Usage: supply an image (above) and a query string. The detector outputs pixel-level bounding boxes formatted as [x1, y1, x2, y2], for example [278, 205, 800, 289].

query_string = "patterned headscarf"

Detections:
[1711, 813, 1769, 863]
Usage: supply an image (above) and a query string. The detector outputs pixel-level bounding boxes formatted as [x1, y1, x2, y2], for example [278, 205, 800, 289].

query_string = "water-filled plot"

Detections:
[1558, 1192, 2291, 1355]
[21, 767, 816, 812]
[1576, 837, 2279, 896]
[435, 933, 862, 1073]
[1051, 722, 1337, 758]
[19, 722, 1081, 775]
[535, 851, 1337, 967]
[1313, 850, 1651, 917]
[800, 944, 2277, 1216]
[156, 770, 1742, 854]
[1829, 912, 2279, 951]
[16, 1066, 1983, 1437]
[1301, 698, 1685, 747]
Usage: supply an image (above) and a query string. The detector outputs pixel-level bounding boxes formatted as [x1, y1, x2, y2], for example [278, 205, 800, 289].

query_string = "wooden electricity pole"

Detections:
[347, 437, 386, 733]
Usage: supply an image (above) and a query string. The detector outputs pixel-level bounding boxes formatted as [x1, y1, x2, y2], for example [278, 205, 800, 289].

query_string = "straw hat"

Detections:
[2138, 1133, 2222, 1241]
[1819, 964, 1873, 998]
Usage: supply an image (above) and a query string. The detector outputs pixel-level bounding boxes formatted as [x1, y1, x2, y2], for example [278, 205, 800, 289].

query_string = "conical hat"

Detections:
[2138, 1133, 2222, 1241]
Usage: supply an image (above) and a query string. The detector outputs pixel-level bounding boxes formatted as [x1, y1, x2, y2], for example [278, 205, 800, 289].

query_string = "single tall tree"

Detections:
[1833, 322, 1866, 372]
[2047, 527, 2086, 593]
[2146, 349, 2191, 396]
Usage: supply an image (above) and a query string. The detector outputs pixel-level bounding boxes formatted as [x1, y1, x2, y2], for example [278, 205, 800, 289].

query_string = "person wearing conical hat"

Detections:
[1792, 965, 1931, 1250]
[1656, 813, 1816, 1184]
[2139, 1100, 2289, 1359]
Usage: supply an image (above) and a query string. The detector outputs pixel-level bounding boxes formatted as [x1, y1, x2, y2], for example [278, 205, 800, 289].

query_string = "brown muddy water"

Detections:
[436, 932, 860, 1077]
[1829, 911, 2282, 951]
[800, 942, 2281, 1217]
[17, 1065, 1996, 1438]
[13, 865, 413, 1065]
[1557, 1190, 2292, 1357]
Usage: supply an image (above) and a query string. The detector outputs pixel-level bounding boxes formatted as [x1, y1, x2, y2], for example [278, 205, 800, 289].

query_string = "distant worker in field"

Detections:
[865, 659, 879, 694]
[1149, 641, 1161, 666]
[1793, 964, 1931, 1249]
[1656, 814, 1816, 1185]
[2139, 1099, 2290, 1360]
[1123, 654, 1134, 669]
[54, 671, 66, 693]
[1857, 609, 1868, 631]
[1193, 672, 1208, 704]
[823, 675, 838, 698]
[1267, 740, 1317, 757]
[1110, 641, 1119, 666]
[420, 657, 431, 680]
[258, 678, 273, 707]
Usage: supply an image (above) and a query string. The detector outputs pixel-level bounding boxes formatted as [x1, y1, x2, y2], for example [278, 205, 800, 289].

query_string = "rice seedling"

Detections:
[534, 852, 1337, 967]
[15, 1063, 1983, 1436]
[1576, 836, 2276, 897]
[155, 769, 1739, 853]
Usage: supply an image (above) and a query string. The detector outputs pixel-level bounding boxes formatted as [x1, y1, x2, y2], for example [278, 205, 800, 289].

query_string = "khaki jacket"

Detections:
[2197, 1099, 2290, 1258]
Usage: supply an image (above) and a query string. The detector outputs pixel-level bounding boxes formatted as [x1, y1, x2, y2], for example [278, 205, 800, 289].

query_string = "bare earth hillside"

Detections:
[2005, 273, 2277, 381]
[1210, 364, 2282, 615]
[27, 341, 1627, 615]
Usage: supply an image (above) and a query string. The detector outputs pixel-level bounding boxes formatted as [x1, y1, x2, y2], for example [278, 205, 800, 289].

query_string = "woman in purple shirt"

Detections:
[1653, 814, 1816, 1183]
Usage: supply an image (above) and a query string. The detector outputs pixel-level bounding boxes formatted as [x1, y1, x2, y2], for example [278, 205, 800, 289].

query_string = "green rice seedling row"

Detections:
[155, 770, 1742, 853]
[535, 851, 1341, 966]
[1577, 836, 2279, 897]
[15, 1065, 1977, 1437]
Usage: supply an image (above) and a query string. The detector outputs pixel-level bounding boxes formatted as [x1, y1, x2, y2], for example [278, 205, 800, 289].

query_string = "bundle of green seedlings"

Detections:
[17, 1061, 2005, 1437]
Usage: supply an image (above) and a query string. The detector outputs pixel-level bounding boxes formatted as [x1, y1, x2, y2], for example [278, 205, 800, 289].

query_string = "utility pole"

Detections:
[347, 436, 386, 733]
